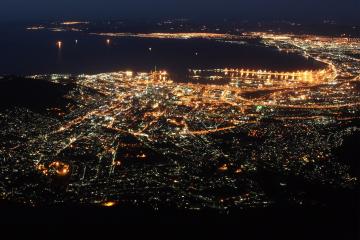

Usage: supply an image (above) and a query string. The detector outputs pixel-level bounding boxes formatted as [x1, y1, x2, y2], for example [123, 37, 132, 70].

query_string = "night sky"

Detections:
[1, 0, 360, 23]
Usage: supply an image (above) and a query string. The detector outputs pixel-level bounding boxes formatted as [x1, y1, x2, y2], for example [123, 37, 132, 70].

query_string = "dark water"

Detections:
[0, 24, 324, 78]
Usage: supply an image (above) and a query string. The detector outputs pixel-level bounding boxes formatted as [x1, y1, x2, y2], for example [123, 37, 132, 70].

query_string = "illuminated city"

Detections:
[0, 0, 359, 236]
[1, 29, 359, 208]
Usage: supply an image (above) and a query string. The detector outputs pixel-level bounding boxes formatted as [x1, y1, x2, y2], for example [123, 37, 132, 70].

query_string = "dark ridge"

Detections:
[0, 201, 358, 240]
[0, 76, 73, 113]
[334, 130, 360, 178]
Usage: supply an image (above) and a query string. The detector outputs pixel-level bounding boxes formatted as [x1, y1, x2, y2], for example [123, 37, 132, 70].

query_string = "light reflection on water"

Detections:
[0, 24, 324, 78]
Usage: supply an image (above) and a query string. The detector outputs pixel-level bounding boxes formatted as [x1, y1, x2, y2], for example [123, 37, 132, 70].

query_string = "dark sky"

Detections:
[1, 0, 359, 23]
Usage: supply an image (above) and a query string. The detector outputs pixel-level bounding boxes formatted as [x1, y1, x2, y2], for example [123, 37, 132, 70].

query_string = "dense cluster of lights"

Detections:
[91, 32, 240, 40]
[60, 21, 89, 25]
[36, 161, 70, 177]
[0, 30, 358, 209]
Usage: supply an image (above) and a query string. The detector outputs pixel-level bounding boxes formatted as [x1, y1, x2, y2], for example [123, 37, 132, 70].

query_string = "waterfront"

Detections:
[0, 27, 359, 212]
[0, 21, 358, 240]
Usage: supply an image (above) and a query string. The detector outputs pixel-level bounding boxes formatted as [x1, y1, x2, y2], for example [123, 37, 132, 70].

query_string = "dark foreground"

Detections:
[0, 200, 359, 239]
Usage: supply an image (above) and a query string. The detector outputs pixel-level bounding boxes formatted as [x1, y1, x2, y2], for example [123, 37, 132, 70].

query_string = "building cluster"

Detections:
[0, 31, 358, 210]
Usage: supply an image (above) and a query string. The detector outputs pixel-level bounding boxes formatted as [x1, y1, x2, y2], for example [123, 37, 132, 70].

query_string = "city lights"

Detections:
[101, 201, 118, 207]
[61, 21, 89, 25]
[1, 26, 359, 213]
[0, 1, 359, 233]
